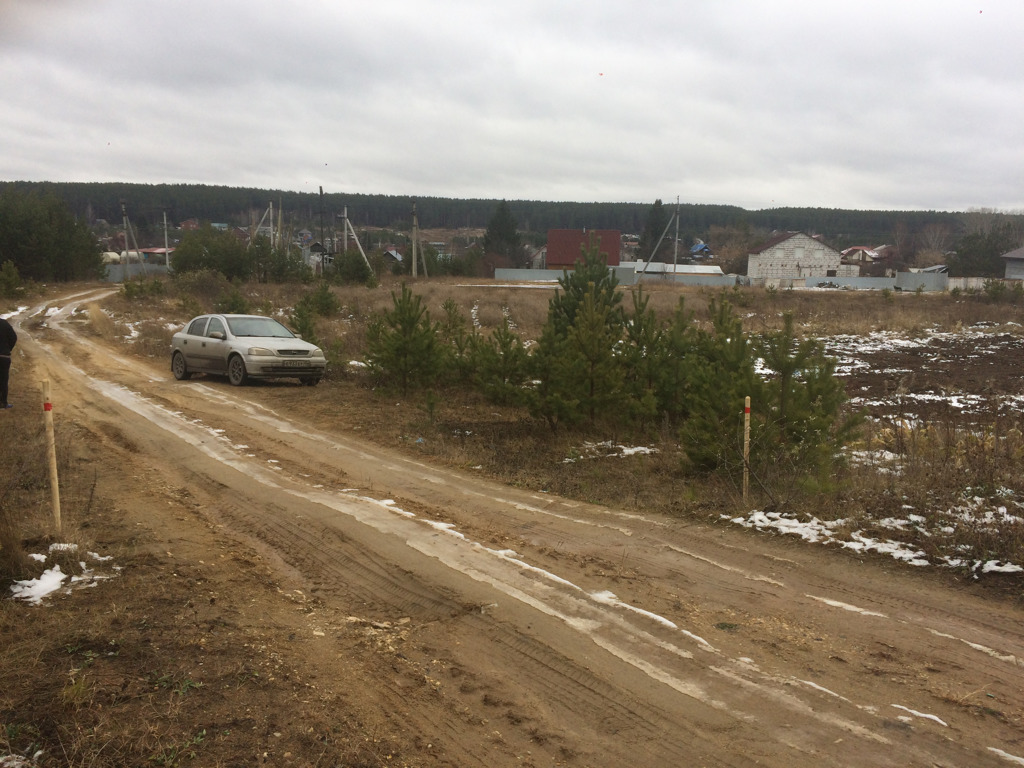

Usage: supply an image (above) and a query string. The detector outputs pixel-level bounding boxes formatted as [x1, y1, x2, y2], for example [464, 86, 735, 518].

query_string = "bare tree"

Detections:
[892, 221, 911, 261]
[961, 207, 1000, 236]
[919, 222, 951, 254]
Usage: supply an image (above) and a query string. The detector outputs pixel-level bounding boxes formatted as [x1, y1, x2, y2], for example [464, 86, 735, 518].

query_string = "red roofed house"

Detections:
[545, 229, 621, 270]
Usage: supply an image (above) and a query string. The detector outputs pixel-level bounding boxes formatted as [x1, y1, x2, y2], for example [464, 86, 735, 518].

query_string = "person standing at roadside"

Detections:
[0, 315, 17, 409]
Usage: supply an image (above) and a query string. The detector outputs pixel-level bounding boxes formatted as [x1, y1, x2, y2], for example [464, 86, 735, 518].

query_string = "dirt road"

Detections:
[13, 288, 1024, 766]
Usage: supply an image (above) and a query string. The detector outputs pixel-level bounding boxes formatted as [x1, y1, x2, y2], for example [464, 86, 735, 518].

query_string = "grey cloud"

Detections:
[2, 0, 1024, 210]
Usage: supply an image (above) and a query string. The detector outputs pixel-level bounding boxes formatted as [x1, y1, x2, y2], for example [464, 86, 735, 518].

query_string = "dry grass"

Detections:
[0, 399, 52, 582]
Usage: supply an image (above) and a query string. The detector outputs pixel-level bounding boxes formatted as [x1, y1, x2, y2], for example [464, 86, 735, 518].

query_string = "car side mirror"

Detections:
[209, 331, 225, 340]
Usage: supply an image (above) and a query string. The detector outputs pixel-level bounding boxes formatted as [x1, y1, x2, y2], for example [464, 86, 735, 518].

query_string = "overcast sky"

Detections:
[2, 1, 1022, 212]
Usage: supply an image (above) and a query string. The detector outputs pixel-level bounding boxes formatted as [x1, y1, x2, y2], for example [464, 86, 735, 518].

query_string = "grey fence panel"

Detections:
[493, 268, 564, 283]
[895, 272, 948, 292]
[804, 277, 897, 290]
[102, 264, 170, 283]
[634, 274, 741, 290]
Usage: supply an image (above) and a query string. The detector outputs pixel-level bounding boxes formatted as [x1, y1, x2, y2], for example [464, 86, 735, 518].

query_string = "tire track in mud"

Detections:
[153, 430, 1024, 765]
[172, 455, 968, 767]
[186, 480, 764, 767]
[782, 567, 1024, 703]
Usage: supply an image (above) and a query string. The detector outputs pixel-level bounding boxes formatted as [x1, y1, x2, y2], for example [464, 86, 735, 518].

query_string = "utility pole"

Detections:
[638, 206, 677, 279]
[120, 200, 145, 277]
[341, 210, 372, 274]
[342, 206, 349, 254]
[673, 196, 680, 272]
[163, 209, 170, 271]
[411, 200, 419, 278]
[120, 200, 129, 268]
[318, 186, 326, 262]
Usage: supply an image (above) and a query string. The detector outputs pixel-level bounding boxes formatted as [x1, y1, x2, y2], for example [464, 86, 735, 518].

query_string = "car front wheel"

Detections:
[227, 355, 248, 386]
[171, 351, 191, 381]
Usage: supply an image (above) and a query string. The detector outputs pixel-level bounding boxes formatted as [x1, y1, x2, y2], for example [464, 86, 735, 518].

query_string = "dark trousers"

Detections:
[0, 355, 10, 406]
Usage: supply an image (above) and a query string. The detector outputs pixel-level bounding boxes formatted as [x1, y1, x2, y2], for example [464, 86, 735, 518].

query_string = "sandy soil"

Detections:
[5, 286, 1024, 767]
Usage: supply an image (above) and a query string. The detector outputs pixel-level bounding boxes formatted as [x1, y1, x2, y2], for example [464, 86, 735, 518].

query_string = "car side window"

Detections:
[207, 317, 226, 338]
[187, 318, 208, 336]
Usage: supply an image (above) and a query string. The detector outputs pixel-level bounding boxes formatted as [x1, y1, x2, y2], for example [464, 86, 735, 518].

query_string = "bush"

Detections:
[331, 251, 372, 285]
[305, 282, 341, 317]
[290, 300, 319, 346]
[0, 260, 22, 298]
[215, 286, 250, 314]
[121, 278, 165, 300]
[172, 269, 231, 305]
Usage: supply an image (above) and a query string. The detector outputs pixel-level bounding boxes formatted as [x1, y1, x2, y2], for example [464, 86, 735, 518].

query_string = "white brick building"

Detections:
[746, 232, 857, 279]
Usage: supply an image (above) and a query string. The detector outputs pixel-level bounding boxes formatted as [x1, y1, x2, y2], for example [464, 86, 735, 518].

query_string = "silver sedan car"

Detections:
[170, 314, 326, 386]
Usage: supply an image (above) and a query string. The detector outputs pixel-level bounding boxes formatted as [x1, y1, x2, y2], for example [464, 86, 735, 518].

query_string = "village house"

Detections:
[544, 229, 621, 270]
[746, 232, 857, 279]
[841, 246, 881, 263]
[1001, 245, 1024, 280]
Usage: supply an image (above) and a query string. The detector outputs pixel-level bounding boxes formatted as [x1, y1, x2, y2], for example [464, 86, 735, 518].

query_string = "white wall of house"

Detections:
[1005, 259, 1024, 280]
[747, 233, 856, 279]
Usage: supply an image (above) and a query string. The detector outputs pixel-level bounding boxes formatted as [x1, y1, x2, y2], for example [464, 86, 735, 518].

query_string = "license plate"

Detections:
[282, 360, 307, 367]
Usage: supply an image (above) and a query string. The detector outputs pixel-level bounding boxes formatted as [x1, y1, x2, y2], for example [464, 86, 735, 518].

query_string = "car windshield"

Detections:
[226, 317, 295, 338]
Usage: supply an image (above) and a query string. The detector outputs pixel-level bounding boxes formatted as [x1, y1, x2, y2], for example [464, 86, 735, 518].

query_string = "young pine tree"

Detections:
[569, 291, 626, 424]
[620, 287, 665, 423]
[365, 284, 442, 396]
[755, 313, 859, 474]
[528, 236, 624, 429]
[546, 235, 623, 336]
[681, 298, 762, 472]
[471, 317, 530, 406]
[438, 298, 475, 385]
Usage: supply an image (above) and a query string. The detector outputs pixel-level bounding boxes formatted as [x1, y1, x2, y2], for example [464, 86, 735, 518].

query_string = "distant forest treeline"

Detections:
[0, 180, 994, 248]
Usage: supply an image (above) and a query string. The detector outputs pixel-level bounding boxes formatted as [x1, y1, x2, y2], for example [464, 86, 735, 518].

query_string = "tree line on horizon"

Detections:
[0, 179, 988, 248]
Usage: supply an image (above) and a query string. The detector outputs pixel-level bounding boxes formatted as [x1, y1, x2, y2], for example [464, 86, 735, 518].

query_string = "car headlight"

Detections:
[247, 347, 275, 356]
[311, 348, 325, 358]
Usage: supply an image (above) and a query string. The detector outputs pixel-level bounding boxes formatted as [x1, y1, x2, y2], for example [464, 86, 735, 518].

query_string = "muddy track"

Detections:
[11, 289, 1024, 766]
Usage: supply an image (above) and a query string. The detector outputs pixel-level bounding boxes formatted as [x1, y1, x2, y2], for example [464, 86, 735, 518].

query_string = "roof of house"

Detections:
[748, 231, 802, 254]
[1001, 246, 1024, 261]
[546, 229, 621, 266]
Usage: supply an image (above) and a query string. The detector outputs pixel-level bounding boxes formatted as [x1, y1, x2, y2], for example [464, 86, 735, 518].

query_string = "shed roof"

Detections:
[1001, 246, 1024, 261]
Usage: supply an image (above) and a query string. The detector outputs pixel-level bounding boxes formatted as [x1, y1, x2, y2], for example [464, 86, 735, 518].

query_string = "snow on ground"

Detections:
[9, 543, 120, 605]
[564, 441, 658, 463]
[733, 324, 1024, 575]
[1, 306, 29, 320]
[724, 506, 1023, 575]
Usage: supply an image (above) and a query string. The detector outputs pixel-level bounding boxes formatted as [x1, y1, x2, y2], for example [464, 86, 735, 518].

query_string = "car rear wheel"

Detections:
[227, 355, 248, 386]
[171, 351, 191, 380]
